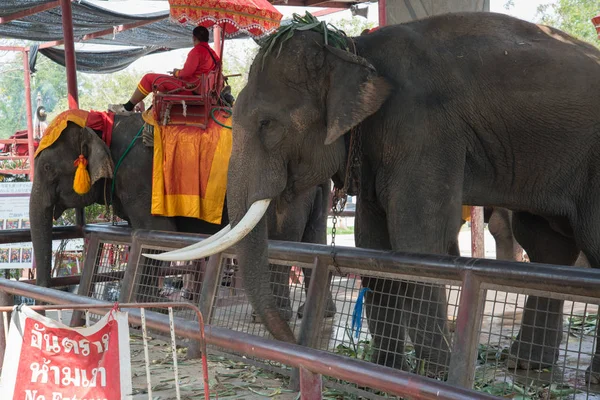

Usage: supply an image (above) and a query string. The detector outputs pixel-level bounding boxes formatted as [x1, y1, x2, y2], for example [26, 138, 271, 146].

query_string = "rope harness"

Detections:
[109, 125, 144, 224]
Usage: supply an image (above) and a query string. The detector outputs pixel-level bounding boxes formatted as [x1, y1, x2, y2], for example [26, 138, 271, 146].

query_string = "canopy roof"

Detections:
[0, 0, 364, 73]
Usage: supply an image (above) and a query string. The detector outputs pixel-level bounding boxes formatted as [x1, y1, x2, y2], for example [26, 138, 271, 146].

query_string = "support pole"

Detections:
[447, 272, 485, 388]
[60, 0, 85, 227]
[213, 25, 223, 58]
[60, 0, 78, 109]
[470, 206, 485, 258]
[22, 50, 35, 181]
[378, 0, 386, 27]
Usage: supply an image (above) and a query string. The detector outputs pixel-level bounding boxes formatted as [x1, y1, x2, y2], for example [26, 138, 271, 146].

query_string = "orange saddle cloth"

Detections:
[143, 109, 232, 224]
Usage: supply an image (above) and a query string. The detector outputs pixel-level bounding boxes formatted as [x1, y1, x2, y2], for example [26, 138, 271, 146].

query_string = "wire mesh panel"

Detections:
[210, 258, 307, 338]
[207, 257, 311, 375]
[475, 288, 600, 399]
[0, 303, 211, 400]
[130, 246, 207, 322]
[89, 241, 130, 303]
[318, 270, 462, 398]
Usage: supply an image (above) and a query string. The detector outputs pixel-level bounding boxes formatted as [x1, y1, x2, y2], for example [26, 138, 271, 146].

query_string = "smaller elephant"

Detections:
[29, 112, 337, 315]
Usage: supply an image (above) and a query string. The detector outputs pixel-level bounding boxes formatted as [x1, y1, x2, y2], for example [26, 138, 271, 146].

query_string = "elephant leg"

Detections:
[362, 277, 409, 371]
[400, 281, 451, 376]
[508, 212, 579, 370]
[269, 263, 294, 321]
[574, 214, 600, 384]
[361, 277, 449, 376]
[354, 202, 414, 371]
[488, 208, 523, 262]
[297, 181, 336, 319]
[586, 323, 600, 384]
[297, 267, 337, 318]
[251, 263, 294, 322]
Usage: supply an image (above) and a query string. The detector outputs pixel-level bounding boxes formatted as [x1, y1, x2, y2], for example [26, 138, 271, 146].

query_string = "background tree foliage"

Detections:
[0, 48, 146, 138]
[536, 0, 600, 46]
[1, 5, 597, 137]
[0, 15, 375, 138]
[221, 15, 375, 97]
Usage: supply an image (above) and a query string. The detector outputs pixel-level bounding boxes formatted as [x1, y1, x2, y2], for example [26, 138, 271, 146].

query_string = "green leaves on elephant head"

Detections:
[258, 12, 352, 70]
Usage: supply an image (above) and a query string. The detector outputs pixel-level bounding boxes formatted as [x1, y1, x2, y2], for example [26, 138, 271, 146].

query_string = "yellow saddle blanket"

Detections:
[143, 109, 232, 224]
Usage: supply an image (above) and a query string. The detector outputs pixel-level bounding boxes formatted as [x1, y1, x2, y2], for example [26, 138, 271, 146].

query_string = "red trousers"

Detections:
[137, 73, 194, 96]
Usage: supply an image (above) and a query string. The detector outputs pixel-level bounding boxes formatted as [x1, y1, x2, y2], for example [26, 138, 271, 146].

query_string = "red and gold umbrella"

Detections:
[169, 0, 283, 38]
[593, 14, 600, 39]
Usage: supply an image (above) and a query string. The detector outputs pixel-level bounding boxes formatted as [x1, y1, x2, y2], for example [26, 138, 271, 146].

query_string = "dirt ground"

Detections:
[129, 333, 298, 399]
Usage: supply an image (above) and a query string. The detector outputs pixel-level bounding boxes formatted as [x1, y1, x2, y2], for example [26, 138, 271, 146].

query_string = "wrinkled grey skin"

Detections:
[30, 114, 333, 316]
[226, 12, 600, 381]
[467, 207, 589, 267]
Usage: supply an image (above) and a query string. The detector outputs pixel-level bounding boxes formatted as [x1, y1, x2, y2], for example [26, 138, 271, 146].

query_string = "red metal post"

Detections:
[214, 25, 223, 58]
[299, 367, 322, 399]
[470, 206, 485, 258]
[0, 1, 60, 24]
[22, 50, 35, 181]
[0, 46, 25, 52]
[447, 271, 485, 387]
[38, 18, 163, 50]
[60, 0, 79, 109]
[378, 0, 387, 27]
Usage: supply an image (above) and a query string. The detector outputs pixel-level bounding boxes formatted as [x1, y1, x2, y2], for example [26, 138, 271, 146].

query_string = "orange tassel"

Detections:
[73, 154, 91, 195]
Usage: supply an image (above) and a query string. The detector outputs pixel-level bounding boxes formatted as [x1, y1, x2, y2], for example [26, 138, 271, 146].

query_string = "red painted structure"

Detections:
[0, 0, 365, 181]
[378, 0, 386, 26]
[60, 0, 78, 110]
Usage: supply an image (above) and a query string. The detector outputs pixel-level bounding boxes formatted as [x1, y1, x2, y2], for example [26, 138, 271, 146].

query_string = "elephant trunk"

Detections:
[237, 214, 296, 343]
[29, 182, 54, 288]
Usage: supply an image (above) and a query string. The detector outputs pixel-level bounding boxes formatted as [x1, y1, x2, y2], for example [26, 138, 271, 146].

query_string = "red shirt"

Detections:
[175, 42, 220, 80]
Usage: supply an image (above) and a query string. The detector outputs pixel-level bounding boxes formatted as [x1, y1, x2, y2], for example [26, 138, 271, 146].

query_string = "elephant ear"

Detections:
[324, 45, 392, 145]
[81, 127, 114, 185]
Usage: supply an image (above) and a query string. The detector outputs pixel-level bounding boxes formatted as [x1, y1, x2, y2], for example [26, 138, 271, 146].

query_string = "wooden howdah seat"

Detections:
[151, 65, 225, 129]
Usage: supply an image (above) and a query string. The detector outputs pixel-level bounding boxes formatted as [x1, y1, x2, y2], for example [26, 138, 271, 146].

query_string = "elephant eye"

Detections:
[259, 120, 270, 129]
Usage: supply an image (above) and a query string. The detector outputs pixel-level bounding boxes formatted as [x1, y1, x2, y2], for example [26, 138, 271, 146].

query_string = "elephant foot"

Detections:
[414, 349, 451, 380]
[251, 306, 293, 323]
[417, 360, 449, 380]
[297, 296, 337, 319]
[585, 356, 600, 384]
[370, 349, 411, 372]
[507, 342, 558, 370]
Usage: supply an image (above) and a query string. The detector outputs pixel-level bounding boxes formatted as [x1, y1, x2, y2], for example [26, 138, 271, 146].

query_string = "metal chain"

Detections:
[330, 188, 346, 275]
[330, 126, 362, 276]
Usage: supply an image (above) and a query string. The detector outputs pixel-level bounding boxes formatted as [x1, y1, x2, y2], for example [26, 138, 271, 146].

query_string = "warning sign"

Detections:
[0, 304, 132, 400]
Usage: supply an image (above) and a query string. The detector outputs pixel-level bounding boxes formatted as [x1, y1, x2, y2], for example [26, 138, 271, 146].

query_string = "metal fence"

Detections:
[1, 224, 599, 398]
[65, 225, 600, 399]
[0, 302, 210, 400]
[0, 277, 495, 400]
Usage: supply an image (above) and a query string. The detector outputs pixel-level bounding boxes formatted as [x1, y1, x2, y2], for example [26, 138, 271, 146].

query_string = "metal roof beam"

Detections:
[0, 1, 69, 24]
[0, 45, 25, 51]
[37, 17, 166, 49]
[312, 8, 345, 17]
[304, 0, 358, 7]
[271, 0, 356, 7]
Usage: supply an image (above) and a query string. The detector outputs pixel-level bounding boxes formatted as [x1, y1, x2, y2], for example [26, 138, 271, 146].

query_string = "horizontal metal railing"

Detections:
[0, 301, 211, 400]
[5, 223, 600, 398]
[82, 225, 600, 300]
[10, 223, 600, 300]
[0, 278, 495, 400]
[0, 225, 82, 244]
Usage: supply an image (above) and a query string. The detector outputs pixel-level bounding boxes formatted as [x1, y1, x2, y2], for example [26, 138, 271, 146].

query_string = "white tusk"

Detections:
[143, 199, 271, 261]
[163, 224, 231, 255]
